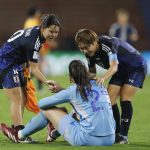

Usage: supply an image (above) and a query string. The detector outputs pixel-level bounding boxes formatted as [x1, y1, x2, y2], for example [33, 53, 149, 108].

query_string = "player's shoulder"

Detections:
[24, 26, 39, 38]
[99, 35, 112, 46]
[100, 35, 112, 41]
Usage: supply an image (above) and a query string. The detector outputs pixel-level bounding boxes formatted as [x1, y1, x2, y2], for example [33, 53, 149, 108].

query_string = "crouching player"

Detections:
[1, 60, 115, 146]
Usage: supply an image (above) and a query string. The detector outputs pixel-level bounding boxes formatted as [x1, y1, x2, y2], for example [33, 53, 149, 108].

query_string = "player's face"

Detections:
[42, 25, 60, 40]
[117, 13, 129, 24]
[78, 41, 98, 56]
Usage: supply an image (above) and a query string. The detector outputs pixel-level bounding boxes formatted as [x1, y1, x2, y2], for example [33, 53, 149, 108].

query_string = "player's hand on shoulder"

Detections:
[96, 77, 105, 87]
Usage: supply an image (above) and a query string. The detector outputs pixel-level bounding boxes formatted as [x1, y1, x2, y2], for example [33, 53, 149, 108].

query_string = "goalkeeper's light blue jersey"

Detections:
[39, 80, 115, 137]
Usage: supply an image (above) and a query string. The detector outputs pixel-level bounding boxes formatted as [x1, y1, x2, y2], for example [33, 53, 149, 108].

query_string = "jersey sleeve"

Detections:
[101, 36, 119, 63]
[101, 36, 118, 54]
[38, 87, 73, 110]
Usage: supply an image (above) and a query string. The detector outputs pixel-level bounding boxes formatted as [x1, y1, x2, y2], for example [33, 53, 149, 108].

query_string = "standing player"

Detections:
[109, 9, 139, 44]
[1, 60, 115, 146]
[0, 14, 60, 137]
[75, 29, 147, 144]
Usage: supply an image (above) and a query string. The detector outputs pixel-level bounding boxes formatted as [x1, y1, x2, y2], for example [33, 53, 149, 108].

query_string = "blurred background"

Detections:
[0, 0, 150, 76]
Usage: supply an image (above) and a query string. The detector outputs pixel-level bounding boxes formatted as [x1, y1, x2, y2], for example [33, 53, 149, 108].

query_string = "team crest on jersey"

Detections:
[34, 37, 41, 50]
[25, 28, 33, 37]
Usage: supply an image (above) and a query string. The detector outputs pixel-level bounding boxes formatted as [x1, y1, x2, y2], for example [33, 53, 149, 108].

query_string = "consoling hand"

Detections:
[96, 77, 105, 88]
[46, 80, 63, 93]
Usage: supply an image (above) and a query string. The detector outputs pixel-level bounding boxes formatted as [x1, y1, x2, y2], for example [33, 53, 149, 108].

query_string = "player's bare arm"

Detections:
[29, 61, 55, 88]
[97, 60, 118, 84]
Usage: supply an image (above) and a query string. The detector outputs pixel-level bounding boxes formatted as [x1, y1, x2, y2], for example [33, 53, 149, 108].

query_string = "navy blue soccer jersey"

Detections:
[109, 23, 138, 44]
[0, 26, 45, 70]
[86, 36, 146, 71]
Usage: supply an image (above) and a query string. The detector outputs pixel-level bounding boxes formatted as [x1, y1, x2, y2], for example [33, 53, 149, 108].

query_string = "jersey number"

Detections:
[86, 89, 102, 112]
[7, 30, 24, 42]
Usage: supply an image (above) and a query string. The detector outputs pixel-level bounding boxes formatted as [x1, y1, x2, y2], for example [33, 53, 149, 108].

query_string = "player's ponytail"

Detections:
[69, 60, 92, 101]
[41, 14, 60, 29]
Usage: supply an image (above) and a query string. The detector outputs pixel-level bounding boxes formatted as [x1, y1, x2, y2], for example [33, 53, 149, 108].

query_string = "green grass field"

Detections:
[0, 75, 150, 150]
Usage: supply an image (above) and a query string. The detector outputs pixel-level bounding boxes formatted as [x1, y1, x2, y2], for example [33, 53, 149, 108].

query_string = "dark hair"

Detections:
[69, 60, 91, 101]
[41, 14, 60, 29]
[75, 29, 98, 46]
[27, 6, 40, 17]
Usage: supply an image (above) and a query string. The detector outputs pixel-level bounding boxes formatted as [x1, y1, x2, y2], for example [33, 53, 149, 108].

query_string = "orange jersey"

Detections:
[25, 78, 40, 114]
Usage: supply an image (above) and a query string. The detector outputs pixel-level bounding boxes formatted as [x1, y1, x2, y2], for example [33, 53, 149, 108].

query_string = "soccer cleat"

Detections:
[46, 122, 60, 142]
[11, 124, 37, 144]
[20, 136, 38, 144]
[115, 133, 121, 143]
[0, 123, 19, 143]
[46, 107, 67, 142]
[1, 123, 37, 144]
[119, 136, 129, 144]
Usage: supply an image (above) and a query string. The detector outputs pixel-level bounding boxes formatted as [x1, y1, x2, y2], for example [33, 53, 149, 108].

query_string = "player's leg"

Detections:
[44, 108, 83, 146]
[2, 67, 25, 127]
[0, 111, 49, 143]
[119, 68, 147, 144]
[17, 108, 66, 141]
[107, 84, 121, 141]
[44, 108, 115, 146]
[19, 108, 68, 143]
[108, 73, 123, 141]
[14, 108, 66, 142]
[119, 84, 137, 144]
[4, 87, 23, 126]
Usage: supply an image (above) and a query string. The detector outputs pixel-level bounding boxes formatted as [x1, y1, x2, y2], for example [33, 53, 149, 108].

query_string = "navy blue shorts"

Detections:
[109, 65, 147, 88]
[0, 65, 25, 89]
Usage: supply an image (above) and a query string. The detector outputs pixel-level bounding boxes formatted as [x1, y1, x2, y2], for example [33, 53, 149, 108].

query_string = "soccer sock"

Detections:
[112, 104, 120, 134]
[120, 101, 133, 137]
[19, 111, 49, 139]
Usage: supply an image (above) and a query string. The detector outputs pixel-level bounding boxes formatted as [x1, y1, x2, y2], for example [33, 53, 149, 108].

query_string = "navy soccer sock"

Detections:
[112, 104, 120, 134]
[120, 101, 133, 137]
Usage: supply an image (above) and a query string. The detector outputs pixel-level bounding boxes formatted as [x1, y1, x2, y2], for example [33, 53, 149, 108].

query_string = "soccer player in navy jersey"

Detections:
[1, 60, 115, 146]
[75, 29, 147, 144]
[109, 9, 139, 44]
[0, 14, 60, 136]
